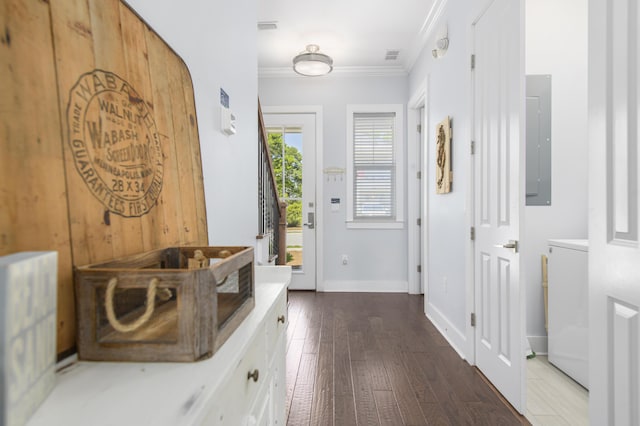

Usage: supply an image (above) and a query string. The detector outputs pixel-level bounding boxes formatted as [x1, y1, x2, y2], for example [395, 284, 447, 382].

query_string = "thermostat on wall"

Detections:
[221, 106, 236, 136]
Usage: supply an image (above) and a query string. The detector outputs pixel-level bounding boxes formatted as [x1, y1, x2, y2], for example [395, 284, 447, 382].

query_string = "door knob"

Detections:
[495, 240, 519, 253]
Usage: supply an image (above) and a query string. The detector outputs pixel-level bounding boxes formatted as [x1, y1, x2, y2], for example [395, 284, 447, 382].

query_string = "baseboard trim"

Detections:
[426, 302, 468, 360]
[527, 335, 548, 355]
[321, 280, 408, 293]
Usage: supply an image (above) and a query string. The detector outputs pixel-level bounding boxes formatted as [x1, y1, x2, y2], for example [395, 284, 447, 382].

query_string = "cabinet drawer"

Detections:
[265, 289, 287, 358]
[203, 323, 267, 425]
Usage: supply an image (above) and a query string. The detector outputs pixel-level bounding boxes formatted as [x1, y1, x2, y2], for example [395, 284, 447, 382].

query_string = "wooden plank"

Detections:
[398, 352, 438, 404]
[303, 322, 322, 354]
[399, 351, 453, 426]
[159, 42, 199, 247]
[364, 351, 391, 391]
[0, 0, 75, 355]
[116, 1, 162, 252]
[403, 325, 431, 353]
[381, 351, 428, 425]
[334, 393, 358, 426]
[412, 350, 476, 425]
[433, 346, 479, 403]
[419, 403, 455, 426]
[286, 295, 303, 353]
[53, 0, 125, 264]
[466, 401, 530, 426]
[53, 0, 113, 264]
[333, 306, 356, 424]
[292, 296, 311, 340]
[368, 316, 384, 333]
[178, 60, 207, 242]
[373, 391, 404, 426]
[152, 39, 190, 248]
[310, 341, 334, 426]
[375, 331, 404, 354]
[352, 360, 380, 426]
[334, 350, 356, 424]
[303, 297, 322, 354]
[288, 353, 317, 426]
[319, 301, 334, 343]
[285, 338, 305, 421]
[349, 331, 366, 362]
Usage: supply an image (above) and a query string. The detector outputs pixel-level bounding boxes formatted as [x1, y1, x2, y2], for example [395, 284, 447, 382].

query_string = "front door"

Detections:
[472, 0, 525, 413]
[263, 113, 316, 290]
[589, 0, 640, 424]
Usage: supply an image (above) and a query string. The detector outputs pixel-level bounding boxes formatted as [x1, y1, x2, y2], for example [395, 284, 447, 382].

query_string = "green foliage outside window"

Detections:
[267, 133, 303, 228]
[286, 200, 302, 227]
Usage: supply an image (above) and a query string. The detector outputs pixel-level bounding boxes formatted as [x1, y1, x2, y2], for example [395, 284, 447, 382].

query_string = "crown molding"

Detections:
[259, 65, 408, 79]
[404, 0, 449, 73]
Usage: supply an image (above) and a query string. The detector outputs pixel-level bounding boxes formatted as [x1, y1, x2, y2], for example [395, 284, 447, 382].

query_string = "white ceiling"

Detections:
[258, 0, 439, 76]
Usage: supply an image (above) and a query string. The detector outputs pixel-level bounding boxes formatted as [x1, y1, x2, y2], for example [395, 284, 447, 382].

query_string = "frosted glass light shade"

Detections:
[293, 45, 333, 76]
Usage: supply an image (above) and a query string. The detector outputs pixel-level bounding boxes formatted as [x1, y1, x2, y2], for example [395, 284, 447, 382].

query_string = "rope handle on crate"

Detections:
[105, 277, 160, 333]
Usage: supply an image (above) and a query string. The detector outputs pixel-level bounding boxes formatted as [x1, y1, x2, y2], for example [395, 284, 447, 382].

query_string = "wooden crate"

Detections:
[75, 246, 254, 362]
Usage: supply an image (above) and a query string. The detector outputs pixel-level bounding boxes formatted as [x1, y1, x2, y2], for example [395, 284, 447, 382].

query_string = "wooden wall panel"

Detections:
[181, 63, 209, 240]
[143, 28, 183, 247]
[1, 0, 208, 356]
[0, 0, 76, 356]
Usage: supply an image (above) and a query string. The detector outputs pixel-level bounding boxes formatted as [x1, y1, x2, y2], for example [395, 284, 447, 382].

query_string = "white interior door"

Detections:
[472, 0, 525, 413]
[589, 0, 640, 424]
[263, 113, 316, 290]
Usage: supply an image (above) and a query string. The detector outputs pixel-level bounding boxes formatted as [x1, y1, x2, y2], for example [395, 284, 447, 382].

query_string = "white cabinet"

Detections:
[548, 239, 588, 389]
[203, 286, 287, 425]
[26, 266, 291, 426]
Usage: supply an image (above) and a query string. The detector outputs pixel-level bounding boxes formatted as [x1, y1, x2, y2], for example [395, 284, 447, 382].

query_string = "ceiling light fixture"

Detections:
[293, 44, 333, 77]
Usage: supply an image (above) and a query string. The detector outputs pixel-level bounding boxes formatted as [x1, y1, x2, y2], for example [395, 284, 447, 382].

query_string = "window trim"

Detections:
[346, 104, 404, 229]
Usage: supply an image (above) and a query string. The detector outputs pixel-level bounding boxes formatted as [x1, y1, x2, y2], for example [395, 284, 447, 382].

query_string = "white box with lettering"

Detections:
[0, 252, 57, 426]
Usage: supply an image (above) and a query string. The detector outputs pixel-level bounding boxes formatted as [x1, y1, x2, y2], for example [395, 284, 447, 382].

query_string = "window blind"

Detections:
[353, 112, 396, 219]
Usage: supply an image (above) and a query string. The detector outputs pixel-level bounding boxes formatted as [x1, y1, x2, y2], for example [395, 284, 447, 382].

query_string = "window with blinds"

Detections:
[346, 104, 403, 228]
[353, 112, 396, 219]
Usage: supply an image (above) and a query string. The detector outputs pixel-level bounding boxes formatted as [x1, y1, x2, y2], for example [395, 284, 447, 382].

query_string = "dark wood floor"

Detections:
[285, 291, 530, 426]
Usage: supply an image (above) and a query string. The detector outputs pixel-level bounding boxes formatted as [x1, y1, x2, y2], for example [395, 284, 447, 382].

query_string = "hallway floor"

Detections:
[526, 355, 588, 426]
[285, 291, 529, 425]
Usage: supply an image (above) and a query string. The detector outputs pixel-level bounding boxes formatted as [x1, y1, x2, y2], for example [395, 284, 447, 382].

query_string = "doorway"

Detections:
[471, 0, 525, 413]
[408, 90, 428, 296]
[263, 110, 321, 290]
[523, 0, 589, 423]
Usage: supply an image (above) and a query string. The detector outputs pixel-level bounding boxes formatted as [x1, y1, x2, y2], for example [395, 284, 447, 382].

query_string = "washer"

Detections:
[547, 239, 589, 389]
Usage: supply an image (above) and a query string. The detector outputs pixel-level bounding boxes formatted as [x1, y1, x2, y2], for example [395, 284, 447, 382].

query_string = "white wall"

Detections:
[524, 0, 588, 351]
[409, 0, 473, 355]
[258, 74, 409, 291]
[126, 0, 259, 247]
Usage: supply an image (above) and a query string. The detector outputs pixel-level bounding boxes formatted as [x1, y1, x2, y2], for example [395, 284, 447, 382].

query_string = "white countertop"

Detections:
[27, 266, 291, 426]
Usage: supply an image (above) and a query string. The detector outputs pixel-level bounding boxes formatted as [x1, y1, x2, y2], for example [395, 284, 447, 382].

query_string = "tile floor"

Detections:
[526, 355, 588, 426]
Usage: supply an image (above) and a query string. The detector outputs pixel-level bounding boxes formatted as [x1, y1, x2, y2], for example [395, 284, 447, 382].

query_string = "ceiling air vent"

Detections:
[257, 21, 278, 30]
[385, 50, 400, 61]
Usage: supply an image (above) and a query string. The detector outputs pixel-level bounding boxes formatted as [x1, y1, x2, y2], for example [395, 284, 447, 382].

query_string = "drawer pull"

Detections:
[277, 315, 286, 324]
[247, 369, 259, 382]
